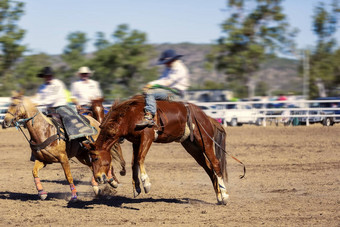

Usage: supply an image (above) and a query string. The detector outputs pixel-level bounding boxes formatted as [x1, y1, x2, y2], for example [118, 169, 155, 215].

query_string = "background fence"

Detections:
[1, 98, 340, 127]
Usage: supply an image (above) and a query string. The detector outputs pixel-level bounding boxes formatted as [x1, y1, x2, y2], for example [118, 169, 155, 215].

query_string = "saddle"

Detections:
[47, 106, 97, 141]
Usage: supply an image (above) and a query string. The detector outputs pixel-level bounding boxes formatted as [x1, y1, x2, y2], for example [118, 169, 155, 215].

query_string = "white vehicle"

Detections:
[197, 104, 224, 124]
[217, 103, 263, 126]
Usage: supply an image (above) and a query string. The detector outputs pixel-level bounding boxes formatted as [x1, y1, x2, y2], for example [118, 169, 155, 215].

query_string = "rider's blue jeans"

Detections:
[144, 88, 180, 115]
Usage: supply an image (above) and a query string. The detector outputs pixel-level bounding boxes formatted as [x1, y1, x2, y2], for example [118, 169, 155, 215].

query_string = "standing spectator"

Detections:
[278, 94, 287, 101]
[71, 66, 103, 109]
[136, 49, 190, 127]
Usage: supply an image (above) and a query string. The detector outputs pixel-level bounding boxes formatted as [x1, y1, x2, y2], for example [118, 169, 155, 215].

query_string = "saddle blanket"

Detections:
[56, 105, 97, 140]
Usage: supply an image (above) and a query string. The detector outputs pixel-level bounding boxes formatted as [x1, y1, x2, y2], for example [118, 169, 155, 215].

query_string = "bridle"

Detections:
[4, 98, 39, 128]
[5, 98, 63, 156]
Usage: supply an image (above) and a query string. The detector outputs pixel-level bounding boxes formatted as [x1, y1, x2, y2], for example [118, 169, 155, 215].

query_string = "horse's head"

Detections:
[84, 142, 112, 184]
[91, 98, 105, 123]
[2, 91, 27, 129]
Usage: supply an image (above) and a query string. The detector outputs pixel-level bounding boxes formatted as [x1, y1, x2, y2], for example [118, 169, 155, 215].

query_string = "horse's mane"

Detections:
[100, 95, 144, 128]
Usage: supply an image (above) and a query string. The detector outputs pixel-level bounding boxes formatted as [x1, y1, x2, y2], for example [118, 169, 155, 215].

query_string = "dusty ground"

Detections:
[0, 124, 339, 226]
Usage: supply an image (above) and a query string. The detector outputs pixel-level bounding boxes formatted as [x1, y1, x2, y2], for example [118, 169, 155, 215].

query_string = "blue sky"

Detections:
[19, 0, 339, 55]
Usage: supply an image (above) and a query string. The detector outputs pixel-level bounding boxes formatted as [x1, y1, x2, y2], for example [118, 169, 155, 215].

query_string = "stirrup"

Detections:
[136, 118, 155, 127]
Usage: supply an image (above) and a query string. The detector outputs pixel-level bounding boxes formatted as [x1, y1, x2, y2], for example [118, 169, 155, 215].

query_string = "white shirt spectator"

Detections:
[34, 78, 67, 108]
[148, 60, 189, 91]
[71, 79, 102, 106]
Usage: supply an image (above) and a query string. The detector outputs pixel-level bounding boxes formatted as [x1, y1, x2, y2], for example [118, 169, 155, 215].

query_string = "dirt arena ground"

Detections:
[0, 124, 339, 226]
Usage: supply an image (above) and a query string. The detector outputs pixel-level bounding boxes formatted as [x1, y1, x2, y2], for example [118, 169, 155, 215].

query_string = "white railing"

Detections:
[194, 99, 340, 127]
[1, 98, 340, 127]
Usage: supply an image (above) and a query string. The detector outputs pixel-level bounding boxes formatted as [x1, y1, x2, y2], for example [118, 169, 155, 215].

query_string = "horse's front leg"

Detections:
[32, 160, 47, 200]
[132, 143, 142, 197]
[107, 164, 119, 188]
[75, 153, 101, 196]
[134, 133, 154, 197]
[59, 155, 77, 200]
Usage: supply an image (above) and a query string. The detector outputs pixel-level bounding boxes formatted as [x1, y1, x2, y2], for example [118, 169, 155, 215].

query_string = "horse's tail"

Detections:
[209, 117, 228, 184]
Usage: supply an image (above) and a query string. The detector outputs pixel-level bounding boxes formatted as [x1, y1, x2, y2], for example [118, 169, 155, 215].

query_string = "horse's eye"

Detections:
[93, 157, 99, 162]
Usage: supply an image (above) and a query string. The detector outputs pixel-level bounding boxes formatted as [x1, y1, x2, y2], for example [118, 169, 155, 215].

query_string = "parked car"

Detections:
[297, 110, 325, 125]
[197, 104, 224, 124]
[310, 97, 340, 126]
[216, 103, 263, 126]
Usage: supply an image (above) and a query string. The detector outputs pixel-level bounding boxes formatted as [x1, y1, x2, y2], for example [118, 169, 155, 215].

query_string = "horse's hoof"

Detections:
[108, 179, 119, 188]
[143, 183, 151, 194]
[133, 188, 141, 198]
[92, 186, 100, 196]
[38, 191, 48, 200]
[218, 194, 229, 205]
[70, 196, 78, 201]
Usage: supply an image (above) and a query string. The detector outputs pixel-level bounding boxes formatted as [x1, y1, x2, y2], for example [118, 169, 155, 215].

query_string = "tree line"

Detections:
[0, 0, 339, 99]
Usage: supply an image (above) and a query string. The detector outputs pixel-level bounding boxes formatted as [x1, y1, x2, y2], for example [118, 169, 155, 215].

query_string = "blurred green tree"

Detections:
[89, 24, 158, 98]
[207, 0, 297, 98]
[255, 81, 269, 96]
[309, 0, 340, 98]
[0, 0, 26, 96]
[60, 31, 89, 86]
[13, 53, 52, 95]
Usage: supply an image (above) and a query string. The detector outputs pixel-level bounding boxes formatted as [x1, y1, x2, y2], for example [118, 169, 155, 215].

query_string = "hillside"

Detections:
[154, 43, 301, 95]
[49, 43, 301, 96]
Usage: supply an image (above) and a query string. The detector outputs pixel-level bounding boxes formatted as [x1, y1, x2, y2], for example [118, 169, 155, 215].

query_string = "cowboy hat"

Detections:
[157, 49, 183, 65]
[77, 66, 94, 76]
[37, 66, 54, 77]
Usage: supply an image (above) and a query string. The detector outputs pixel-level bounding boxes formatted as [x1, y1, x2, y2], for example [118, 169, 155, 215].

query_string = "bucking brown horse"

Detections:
[85, 95, 244, 205]
[1, 92, 123, 200]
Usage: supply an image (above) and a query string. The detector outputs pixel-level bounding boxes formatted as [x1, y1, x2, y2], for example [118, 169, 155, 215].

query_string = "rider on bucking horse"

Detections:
[136, 49, 190, 127]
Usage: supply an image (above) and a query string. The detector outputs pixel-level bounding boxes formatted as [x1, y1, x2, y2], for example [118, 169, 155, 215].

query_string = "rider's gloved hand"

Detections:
[143, 84, 152, 94]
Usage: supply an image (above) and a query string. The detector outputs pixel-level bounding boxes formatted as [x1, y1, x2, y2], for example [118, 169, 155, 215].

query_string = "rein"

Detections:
[188, 103, 246, 179]
[13, 112, 61, 152]
[9, 102, 62, 153]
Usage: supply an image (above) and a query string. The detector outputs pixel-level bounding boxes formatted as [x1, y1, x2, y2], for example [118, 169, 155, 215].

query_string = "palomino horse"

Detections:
[1, 92, 122, 200]
[85, 95, 241, 205]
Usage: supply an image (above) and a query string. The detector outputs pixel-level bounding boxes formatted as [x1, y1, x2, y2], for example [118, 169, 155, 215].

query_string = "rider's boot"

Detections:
[136, 111, 155, 127]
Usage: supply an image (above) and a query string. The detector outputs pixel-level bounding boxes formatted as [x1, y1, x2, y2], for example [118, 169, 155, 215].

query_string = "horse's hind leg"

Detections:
[59, 157, 77, 200]
[32, 160, 47, 200]
[181, 139, 229, 205]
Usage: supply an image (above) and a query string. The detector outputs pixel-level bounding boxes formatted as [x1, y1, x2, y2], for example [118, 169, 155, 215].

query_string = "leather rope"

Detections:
[187, 103, 246, 179]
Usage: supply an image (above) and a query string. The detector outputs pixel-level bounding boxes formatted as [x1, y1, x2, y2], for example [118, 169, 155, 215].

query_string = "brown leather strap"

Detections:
[30, 134, 59, 152]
